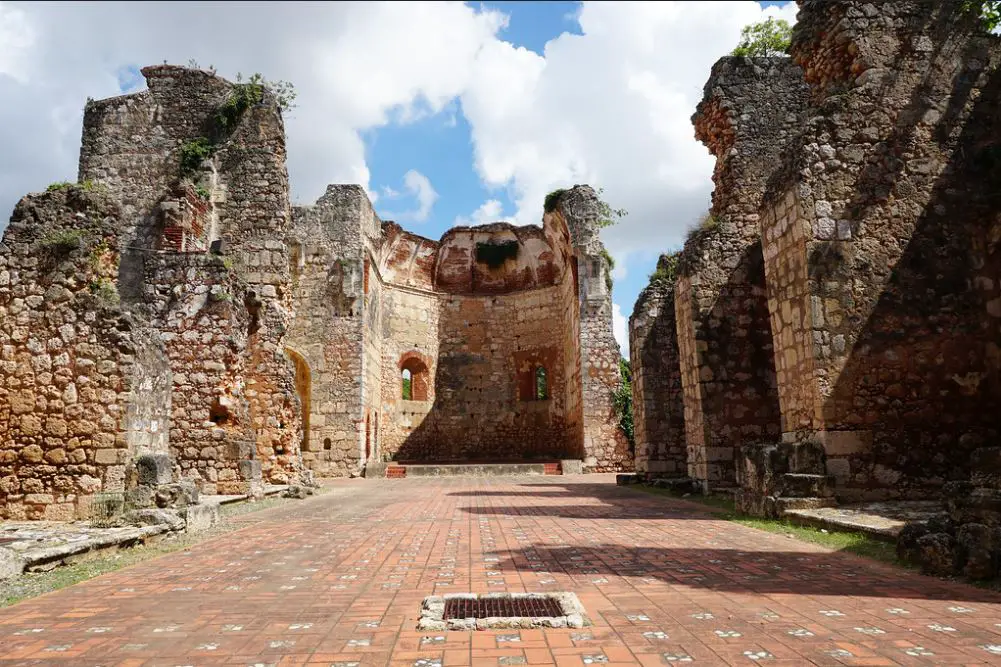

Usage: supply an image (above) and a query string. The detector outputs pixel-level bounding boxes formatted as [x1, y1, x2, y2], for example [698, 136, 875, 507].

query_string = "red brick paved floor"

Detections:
[2, 475, 1001, 666]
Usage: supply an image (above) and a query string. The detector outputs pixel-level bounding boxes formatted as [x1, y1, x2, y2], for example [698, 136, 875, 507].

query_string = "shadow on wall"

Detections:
[811, 30, 1001, 497]
[386, 290, 581, 462]
[679, 239, 782, 485]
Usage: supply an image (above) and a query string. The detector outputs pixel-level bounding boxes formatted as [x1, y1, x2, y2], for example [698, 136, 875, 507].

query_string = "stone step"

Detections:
[400, 463, 552, 477]
[775, 497, 838, 514]
[782, 473, 836, 498]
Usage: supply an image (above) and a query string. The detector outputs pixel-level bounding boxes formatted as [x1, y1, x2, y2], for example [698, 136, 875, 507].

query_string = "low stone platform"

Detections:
[0, 485, 290, 580]
[0, 522, 171, 578]
[397, 463, 560, 477]
[784, 501, 947, 541]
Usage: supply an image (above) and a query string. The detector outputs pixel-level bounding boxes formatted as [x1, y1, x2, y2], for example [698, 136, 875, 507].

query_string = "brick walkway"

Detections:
[1, 475, 1000, 666]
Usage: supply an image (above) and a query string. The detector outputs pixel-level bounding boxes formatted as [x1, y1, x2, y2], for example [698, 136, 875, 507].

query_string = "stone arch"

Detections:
[284, 347, 311, 451]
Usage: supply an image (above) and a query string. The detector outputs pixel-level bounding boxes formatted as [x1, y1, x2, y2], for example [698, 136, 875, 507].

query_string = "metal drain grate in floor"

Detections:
[444, 596, 564, 620]
[420, 593, 588, 630]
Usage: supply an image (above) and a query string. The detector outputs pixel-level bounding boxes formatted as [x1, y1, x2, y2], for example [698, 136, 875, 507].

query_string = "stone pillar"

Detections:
[677, 56, 808, 492]
[629, 254, 687, 479]
[559, 186, 632, 472]
[760, 0, 1001, 500]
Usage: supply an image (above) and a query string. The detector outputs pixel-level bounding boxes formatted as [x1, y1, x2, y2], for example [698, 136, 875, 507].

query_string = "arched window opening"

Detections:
[534, 366, 548, 401]
[402, 368, 413, 400]
[400, 354, 430, 401]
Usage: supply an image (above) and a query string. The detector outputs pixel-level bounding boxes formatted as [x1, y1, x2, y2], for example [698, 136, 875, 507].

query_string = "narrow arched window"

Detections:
[402, 368, 413, 400]
[534, 366, 548, 400]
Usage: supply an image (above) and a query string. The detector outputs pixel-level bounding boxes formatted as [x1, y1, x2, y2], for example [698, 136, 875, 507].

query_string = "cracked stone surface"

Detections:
[784, 501, 947, 538]
[0, 475, 1000, 665]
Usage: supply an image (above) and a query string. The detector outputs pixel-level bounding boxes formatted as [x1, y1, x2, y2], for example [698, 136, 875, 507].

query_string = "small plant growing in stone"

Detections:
[41, 229, 85, 253]
[731, 17, 792, 57]
[595, 187, 626, 229]
[612, 358, 634, 447]
[544, 188, 567, 213]
[685, 212, 719, 244]
[194, 185, 211, 200]
[89, 278, 120, 306]
[648, 251, 681, 285]
[209, 289, 233, 303]
[179, 137, 215, 175]
[599, 247, 615, 291]
[46, 181, 75, 192]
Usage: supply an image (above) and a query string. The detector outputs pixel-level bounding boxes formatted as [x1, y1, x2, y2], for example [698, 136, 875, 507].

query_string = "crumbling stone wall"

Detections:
[558, 186, 633, 471]
[674, 57, 807, 490]
[140, 253, 256, 494]
[629, 255, 686, 479]
[78, 65, 303, 489]
[0, 186, 172, 519]
[759, 0, 1001, 500]
[287, 186, 376, 476]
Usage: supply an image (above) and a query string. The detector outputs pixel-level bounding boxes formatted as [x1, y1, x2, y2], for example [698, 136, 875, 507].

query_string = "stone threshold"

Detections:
[782, 501, 946, 542]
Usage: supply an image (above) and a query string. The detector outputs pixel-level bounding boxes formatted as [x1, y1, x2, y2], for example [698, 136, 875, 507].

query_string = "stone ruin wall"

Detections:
[760, 0, 1001, 500]
[0, 186, 172, 519]
[672, 56, 807, 491]
[560, 187, 633, 472]
[0, 65, 312, 517]
[629, 256, 686, 478]
[287, 186, 376, 477]
[0, 67, 635, 517]
[374, 217, 587, 463]
[77, 65, 304, 493]
[631, 0, 1001, 506]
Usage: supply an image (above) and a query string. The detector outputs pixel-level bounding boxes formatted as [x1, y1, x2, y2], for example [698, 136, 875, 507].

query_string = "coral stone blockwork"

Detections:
[0, 65, 632, 520]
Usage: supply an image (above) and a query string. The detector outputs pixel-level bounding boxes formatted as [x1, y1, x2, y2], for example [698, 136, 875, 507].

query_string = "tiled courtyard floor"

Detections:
[1, 475, 1000, 666]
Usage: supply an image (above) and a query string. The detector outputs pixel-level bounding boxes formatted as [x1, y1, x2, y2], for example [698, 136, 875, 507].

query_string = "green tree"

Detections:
[963, 0, 1001, 31]
[731, 17, 792, 57]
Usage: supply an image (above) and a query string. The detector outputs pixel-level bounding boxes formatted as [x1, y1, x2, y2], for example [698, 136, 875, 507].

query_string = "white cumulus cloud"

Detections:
[378, 169, 439, 223]
[453, 199, 506, 227]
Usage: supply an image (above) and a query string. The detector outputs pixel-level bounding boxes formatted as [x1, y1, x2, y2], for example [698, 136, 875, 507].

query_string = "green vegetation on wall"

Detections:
[731, 17, 792, 57]
[543, 187, 627, 228]
[648, 251, 681, 285]
[612, 358, 634, 447]
[963, 0, 1001, 30]
[178, 70, 297, 178]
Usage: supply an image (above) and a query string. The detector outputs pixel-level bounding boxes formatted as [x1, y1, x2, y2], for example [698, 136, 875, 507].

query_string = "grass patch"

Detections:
[627, 484, 899, 565]
[0, 486, 333, 608]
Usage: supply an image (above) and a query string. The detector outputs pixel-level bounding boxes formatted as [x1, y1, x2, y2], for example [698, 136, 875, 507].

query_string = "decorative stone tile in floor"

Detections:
[0, 474, 1000, 666]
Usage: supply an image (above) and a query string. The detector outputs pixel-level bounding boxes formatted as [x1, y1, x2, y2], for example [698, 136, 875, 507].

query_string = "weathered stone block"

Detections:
[560, 459, 584, 475]
[180, 503, 219, 533]
[135, 453, 172, 486]
[238, 459, 262, 481]
[123, 508, 184, 530]
[916, 532, 956, 576]
[0, 548, 26, 581]
[955, 523, 1000, 580]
